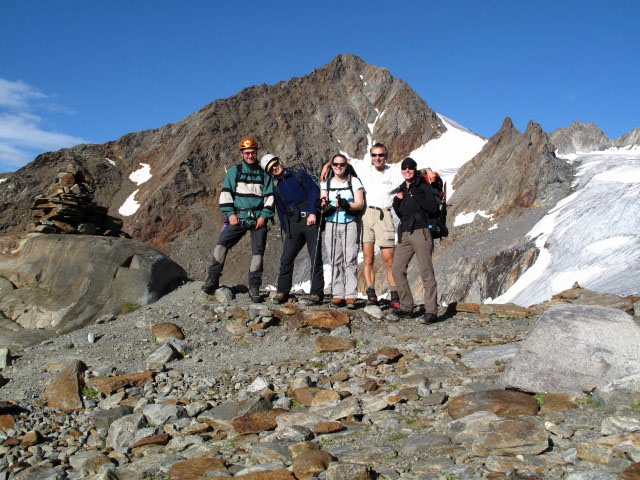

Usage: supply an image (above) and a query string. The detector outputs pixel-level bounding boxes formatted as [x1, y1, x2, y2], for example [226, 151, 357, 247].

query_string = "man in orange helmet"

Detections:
[202, 137, 275, 302]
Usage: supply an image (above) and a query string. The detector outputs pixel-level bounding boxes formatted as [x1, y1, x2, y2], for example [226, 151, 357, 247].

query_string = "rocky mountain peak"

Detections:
[452, 118, 572, 218]
[549, 120, 612, 154]
[0, 55, 445, 282]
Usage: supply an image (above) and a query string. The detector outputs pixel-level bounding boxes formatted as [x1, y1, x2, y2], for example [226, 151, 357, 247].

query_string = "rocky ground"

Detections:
[0, 282, 639, 480]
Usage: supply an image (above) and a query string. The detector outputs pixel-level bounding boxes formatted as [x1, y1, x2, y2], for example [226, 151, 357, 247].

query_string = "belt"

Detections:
[369, 206, 390, 211]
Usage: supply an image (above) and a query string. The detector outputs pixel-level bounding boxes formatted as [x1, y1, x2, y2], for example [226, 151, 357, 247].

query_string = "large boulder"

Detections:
[0, 233, 187, 349]
[501, 304, 640, 393]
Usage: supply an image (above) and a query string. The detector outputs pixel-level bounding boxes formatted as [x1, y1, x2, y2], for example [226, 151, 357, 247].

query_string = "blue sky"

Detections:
[1, 0, 638, 172]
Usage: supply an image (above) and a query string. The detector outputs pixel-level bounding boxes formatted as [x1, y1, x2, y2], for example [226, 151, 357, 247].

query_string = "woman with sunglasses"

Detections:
[391, 157, 440, 324]
[320, 154, 365, 307]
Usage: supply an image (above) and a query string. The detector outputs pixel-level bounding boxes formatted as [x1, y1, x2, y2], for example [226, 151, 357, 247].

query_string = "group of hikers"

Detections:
[202, 137, 448, 325]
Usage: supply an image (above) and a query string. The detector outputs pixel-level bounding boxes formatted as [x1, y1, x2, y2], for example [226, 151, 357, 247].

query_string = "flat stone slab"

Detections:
[43, 360, 85, 412]
[447, 389, 539, 419]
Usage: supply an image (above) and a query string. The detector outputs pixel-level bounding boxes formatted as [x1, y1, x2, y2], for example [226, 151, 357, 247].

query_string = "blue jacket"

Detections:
[272, 169, 320, 234]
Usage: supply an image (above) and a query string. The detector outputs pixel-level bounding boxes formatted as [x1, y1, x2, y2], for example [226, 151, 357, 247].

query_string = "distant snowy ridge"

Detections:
[488, 150, 640, 306]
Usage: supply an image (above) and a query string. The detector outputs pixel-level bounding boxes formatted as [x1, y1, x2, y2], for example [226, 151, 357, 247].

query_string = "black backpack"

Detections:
[425, 173, 448, 239]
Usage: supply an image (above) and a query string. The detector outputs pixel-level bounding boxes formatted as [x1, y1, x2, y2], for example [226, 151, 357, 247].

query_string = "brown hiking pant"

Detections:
[392, 228, 438, 315]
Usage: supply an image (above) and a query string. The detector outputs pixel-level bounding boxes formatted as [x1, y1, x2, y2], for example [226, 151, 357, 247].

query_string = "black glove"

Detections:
[338, 198, 351, 210]
[315, 198, 326, 211]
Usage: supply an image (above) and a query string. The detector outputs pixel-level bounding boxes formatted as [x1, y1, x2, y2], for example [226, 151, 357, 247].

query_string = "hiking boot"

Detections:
[249, 287, 263, 303]
[309, 294, 323, 305]
[345, 298, 357, 309]
[201, 278, 219, 295]
[366, 287, 378, 306]
[274, 292, 288, 304]
[331, 297, 345, 307]
[420, 313, 438, 325]
[389, 291, 400, 309]
[395, 309, 414, 319]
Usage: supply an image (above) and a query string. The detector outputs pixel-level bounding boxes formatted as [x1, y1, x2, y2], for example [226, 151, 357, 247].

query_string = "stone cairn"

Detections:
[30, 164, 130, 238]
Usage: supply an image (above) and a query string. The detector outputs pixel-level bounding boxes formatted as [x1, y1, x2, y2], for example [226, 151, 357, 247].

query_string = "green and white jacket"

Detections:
[219, 161, 275, 222]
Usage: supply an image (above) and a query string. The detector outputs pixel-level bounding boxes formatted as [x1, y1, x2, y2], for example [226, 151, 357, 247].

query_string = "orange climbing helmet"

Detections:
[239, 137, 258, 150]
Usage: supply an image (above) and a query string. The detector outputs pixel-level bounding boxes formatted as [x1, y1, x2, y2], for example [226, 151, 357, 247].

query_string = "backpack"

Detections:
[325, 164, 366, 220]
[424, 172, 448, 239]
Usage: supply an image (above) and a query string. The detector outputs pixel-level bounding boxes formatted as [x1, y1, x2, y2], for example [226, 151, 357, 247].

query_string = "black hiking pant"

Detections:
[277, 216, 324, 297]
[206, 223, 268, 290]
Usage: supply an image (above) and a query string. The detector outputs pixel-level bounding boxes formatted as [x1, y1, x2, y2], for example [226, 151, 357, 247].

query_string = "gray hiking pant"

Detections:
[324, 221, 359, 299]
[392, 228, 437, 314]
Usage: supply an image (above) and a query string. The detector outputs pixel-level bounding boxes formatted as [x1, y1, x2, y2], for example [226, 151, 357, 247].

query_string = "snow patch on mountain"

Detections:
[488, 150, 640, 306]
[408, 114, 486, 196]
[118, 189, 141, 217]
[129, 163, 152, 185]
[454, 210, 494, 227]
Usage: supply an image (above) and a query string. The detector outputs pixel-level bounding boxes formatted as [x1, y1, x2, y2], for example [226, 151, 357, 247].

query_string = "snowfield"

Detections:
[488, 149, 640, 306]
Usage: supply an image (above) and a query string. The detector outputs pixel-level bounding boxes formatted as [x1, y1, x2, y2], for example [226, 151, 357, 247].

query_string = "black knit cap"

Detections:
[401, 157, 417, 170]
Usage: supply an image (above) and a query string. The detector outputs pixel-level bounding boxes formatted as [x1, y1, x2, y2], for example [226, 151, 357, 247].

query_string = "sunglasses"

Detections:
[371, 153, 386, 157]
[332, 162, 346, 167]
[402, 166, 416, 171]
[267, 161, 280, 173]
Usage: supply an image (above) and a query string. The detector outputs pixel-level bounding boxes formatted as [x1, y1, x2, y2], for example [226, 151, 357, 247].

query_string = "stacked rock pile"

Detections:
[29, 164, 129, 237]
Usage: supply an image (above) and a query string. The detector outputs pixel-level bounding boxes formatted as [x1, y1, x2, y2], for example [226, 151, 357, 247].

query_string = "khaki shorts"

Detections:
[361, 206, 396, 247]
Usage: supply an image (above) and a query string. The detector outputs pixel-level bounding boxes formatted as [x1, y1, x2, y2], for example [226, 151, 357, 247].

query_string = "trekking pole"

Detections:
[309, 206, 324, 295]
[329, 199, 341, 300]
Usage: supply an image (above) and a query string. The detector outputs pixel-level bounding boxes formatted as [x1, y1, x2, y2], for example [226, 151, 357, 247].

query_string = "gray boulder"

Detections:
[106, 413, 146, 450]
[142, 403, 188, 426]
[501, 304, 640, 393]
[460, 344, 519, 369]
[592, 373, 640, 409]
[0, 233, 187, 349]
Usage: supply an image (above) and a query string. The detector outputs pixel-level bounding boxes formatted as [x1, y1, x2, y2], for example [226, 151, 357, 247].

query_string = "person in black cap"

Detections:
[391, 157, 440, 324]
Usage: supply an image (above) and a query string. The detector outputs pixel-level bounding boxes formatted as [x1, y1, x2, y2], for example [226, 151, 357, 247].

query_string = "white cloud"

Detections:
[0, 78, 85, 172]
[0, 78, 47, 109]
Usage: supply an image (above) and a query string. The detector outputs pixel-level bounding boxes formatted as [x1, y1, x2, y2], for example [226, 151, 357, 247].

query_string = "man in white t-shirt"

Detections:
[321, 143, 429, 308]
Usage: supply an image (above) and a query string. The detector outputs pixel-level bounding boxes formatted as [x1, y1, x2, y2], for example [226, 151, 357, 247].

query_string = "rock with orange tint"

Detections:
[447, 302, 480, 313]
[364, 347, 402, 366]
[291, 310, 350, 330]
[448, 390, 539, 420]
[313, 421, 344, 434]
[151, 322, 184, 342]
[292, 387, 324, 407]
[292, 450, 333, 479]
[315, 335, 356, 352]
[43, 360, 86, 412]
[87, 370, 154, 396]
[169, 457, 227, 480]
[311, 390, 341, 407]
[232, 408, 288, 435]
[130, 433, 171, 449]
[0, 414, 15, 432]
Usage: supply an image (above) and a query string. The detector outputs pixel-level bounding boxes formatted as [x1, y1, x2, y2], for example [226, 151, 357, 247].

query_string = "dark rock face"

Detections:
[452, 118, 573, 220]
[549, 120, 613, 154]
[0, 54, 444, 284]
[0, 233, 187, 349]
